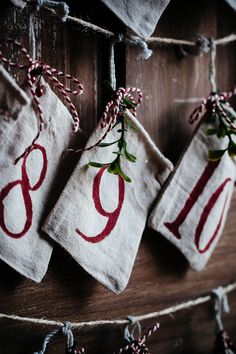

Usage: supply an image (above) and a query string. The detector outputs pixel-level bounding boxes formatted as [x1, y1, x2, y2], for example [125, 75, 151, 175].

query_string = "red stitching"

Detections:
[165, 161, 220, 239]
[195, 178, 231, 253]
[0, 144, 47, 239]
[76, 166, 125, 243]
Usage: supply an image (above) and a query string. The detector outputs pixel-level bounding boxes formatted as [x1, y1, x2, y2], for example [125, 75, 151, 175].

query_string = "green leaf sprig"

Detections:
[206, 101, 236, 161]
[88, 82, 141, 183]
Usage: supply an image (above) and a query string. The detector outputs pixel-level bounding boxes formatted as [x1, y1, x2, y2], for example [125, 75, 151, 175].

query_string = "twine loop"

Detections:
[33, 321, 85, 354]
[117, 322, 159, 354]
[124, 316, 142, 343]
[34, 0, 69, 22]
[212, 287, 230, 332]
[0, 38, 83, 163]
[188, 87, 236, 129]
[67, 86, 143, 154]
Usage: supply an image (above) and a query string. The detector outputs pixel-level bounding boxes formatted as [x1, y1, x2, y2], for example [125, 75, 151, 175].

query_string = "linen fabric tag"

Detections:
[9, 0, 26, 9]
[101, 0, 170, 39]
[43, 110, 173, 293]
[148, 118, 236, 271]
[0, 65, 84, 282]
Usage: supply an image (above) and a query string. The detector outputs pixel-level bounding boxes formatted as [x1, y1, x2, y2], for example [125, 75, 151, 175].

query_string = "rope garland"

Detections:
[42, 6, 236, 50]
[0, 282, 235, 329]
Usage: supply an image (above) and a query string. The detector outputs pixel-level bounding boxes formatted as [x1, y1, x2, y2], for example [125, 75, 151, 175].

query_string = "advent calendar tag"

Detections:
[0, 65, 84, 282]
[148, 117, 236, 271]
[43, 110, 173, 293]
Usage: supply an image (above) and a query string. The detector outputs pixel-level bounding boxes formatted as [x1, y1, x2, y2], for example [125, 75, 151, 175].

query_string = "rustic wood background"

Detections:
[0, 0, 236, 353]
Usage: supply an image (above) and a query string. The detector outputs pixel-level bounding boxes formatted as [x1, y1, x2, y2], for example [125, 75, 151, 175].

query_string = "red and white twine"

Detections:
[117, 322, 159, 354]
[0, 38, 83, 163]
[188, 89, 236, 130]
[68, 86, 143, 154]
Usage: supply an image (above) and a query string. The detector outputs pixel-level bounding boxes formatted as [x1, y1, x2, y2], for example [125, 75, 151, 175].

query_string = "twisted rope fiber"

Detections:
[0, 282, 235, 329]
[42, 6, 236, 49]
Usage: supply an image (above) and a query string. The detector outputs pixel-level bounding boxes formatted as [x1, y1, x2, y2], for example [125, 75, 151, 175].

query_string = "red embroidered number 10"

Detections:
[76, 167, 125, 243]
[164, 161, 232, 253]
[0, 144, 47, 239]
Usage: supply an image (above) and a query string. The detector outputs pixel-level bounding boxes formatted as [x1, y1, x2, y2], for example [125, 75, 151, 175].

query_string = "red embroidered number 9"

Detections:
[76, 166, 125, 243]
[0, 144, 47, 239]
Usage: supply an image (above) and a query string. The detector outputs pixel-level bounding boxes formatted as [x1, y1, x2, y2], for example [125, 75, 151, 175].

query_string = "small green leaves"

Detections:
[123, 147, 136, 162]
[206, 103, 236, 162]
[88, 162, 108, 168]
[206, 128, 217, 136]
[107, 159, 132, 182]
[98, 139, 120, 147]
[208, 149, 226, 161]
[118, 168, 132, 183]
[228, 142, 236, 157]
[89, 88, 138, 183]
[107, 161, 120, 175]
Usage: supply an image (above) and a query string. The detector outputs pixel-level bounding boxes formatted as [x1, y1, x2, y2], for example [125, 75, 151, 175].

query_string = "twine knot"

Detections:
[188, 88, 236, 130]
[0, 38, 83, 163]
[62, 321, 73, 336]
[196, 36, 211, 54]
[35, 0, 69, 22]
[212, 287, 230, 332]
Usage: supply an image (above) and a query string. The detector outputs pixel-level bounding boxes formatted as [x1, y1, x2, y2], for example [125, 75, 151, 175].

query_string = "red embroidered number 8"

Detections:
[0, 144, 47, 239]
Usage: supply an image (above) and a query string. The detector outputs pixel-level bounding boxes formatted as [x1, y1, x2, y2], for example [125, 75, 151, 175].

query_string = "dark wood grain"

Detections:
[0, 0, 236, 353]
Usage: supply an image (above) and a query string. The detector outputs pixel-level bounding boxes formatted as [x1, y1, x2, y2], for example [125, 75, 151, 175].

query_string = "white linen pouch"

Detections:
[148, 118, 236, 271]
[43, 109, 173, 293]
[0, 65, 84, 282]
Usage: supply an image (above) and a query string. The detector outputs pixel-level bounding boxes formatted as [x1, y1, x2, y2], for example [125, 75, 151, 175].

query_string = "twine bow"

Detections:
[0, 38, 83, 163]
[67, 86, 143, 154]
[188, 89, 236, 130]
[117, 321, 159, 354]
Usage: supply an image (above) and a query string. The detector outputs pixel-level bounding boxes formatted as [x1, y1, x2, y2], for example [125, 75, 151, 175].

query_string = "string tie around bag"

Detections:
[33, 321, 85, 354]
[116, 317, 159, 354]
[211, 287, 236, 354]
[188, 88, 236, 129]
[67, 86, 143, 154]
[188, 36, 236, 130]
[0, 38, 83, 163]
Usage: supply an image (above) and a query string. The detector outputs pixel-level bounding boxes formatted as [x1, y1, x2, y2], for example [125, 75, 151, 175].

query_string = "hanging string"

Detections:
[211, 287, 236, 354]
[117, 321, 159, 354]
[108, 33, 152, 90]
[35, 0, 69, 22]
[212, 287, 230, 333]
[209, 39, 217, 93]
[33, 321, 85, 354]
[0, 282, 235, 329]
[29, 12, 36, 61]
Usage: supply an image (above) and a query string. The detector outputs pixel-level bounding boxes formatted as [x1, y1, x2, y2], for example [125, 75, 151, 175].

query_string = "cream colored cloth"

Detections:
[0, 65, 84, 282]
[9, 0, 26, 9]
[225, 0, 236, 11]
[101, 0, 170, 39]
[148, 119, 236, 271]
[43, 110, 173, 293]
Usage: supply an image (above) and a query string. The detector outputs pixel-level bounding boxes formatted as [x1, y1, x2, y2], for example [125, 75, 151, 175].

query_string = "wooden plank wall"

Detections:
[0, 0, 236, 353]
